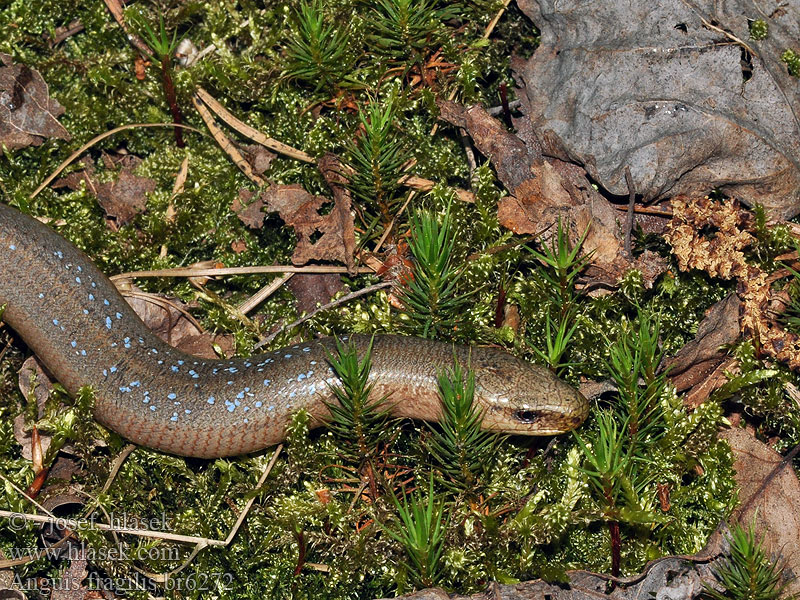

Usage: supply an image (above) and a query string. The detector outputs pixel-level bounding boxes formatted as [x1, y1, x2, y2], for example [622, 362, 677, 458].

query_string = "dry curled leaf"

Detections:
[513, 0, 800, 218]
[723, 428, 800, 596]
[0, 53, 70, 152]
[123, 290, 234, 359]
[232, 156, 356, 272]
[14, 357, 56, 461]
[53, 155, 155, 227]
[287, 273, 344, 314]
[666, 293, 741, 395]
[438, 100, 668, 290]
[94, 169, 155, 226]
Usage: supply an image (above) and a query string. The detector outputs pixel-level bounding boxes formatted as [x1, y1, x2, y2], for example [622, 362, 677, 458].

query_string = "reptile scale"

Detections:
[0, 203, 589, 458]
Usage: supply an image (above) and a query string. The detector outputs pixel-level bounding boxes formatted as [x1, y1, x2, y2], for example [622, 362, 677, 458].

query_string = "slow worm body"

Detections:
[0, 204, 588, 458]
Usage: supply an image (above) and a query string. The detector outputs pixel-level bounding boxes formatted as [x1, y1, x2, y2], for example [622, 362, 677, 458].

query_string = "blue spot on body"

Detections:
[115, 312, 122, 319]
[255, 401, 263, 408]
[185, 409, 191, 414]
[284, 354, 292, 359]
[150, 406, 156, 411]
[178, 360, 184, 365]
[103, 299, 109, 306]
[75, 277, 81, 284]
[70, 341, 77, 348]
[88, 293, 95, 301]
[103, 369, 108, 376]
[39, 293, 44, 298]
[110, 366, 117, 373]
[105, 316, 112, 329]
[83, 309, 89, 315]
[207, 396, 215, 405]
[303, 347, 311, 352]
[236, 391, 245, 399]
[167, 393, 177, 400]
[9, 244, 16, 250]
[263, 379, 271, 387]
[171, 365, 179, 373]
[171, 413, 178, 422]
[91, 282, 96, 288]
[52, 319, 59, 326]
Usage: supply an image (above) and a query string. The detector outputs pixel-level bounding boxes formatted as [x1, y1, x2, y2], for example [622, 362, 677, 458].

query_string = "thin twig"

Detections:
[111, 264, 375, 282]
[238, 272, 295, 315]
[623, 166, 636, 258]
[101, 444, 137, 494]
[256, 281, 392, 349]
[30, 123, 204, 199]
[224, 444, 283, 545]
[102, 0, 152, 57]
[192, 94, 265, 185]
[0, 510, 228, 546]
[195, 88, 315, 163]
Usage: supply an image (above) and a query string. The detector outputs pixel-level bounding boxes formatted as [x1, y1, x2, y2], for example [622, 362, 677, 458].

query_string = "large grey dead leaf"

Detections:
[0, 54, 70, 151]
[514, 0, 800, 218]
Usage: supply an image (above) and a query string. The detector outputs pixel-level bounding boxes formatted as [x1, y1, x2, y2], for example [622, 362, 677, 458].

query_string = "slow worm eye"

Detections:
[512, 410, 540, 423]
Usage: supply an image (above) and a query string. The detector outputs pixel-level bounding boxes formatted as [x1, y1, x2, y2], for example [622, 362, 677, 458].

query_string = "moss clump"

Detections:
[1, 1, 786, 598]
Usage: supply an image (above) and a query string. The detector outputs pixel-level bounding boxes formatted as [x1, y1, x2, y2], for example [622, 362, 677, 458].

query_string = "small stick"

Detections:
[30, 123, 204, 199]
[0, 509, 227, 546]
[623, 166, 636, 258]
[111, 264, 375, 281]
[238, 272, 295, 315]
[192, 95, 264, 185]
[256, 281, 392, 349]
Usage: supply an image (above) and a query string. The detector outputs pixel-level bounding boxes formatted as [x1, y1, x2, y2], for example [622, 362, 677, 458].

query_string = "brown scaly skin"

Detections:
[0, 203, 589, 458]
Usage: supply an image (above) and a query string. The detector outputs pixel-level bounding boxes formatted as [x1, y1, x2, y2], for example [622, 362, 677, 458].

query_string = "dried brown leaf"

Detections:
[723, 428, 800, 596]
[287, 273, 344, 314]
[666, 293, 741, 395]
[95, 169, 155, 226]
[0, 53, 70, 152]
[439, 100, 668, 289]
[123, 292, 234, 359]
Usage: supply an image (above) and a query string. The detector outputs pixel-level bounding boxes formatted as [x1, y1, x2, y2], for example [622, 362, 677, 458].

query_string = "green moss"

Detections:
[0, 0, 781, 597]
